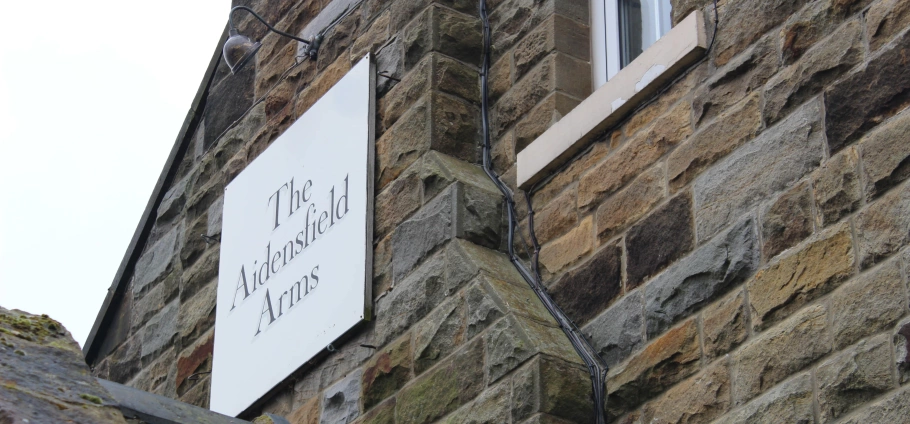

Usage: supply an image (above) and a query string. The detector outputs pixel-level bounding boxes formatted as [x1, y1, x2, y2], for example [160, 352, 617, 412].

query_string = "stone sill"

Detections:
[517, 11, 707, 189]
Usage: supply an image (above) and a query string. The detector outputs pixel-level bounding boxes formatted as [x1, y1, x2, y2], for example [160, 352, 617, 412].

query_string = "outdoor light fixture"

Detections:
[223, 6, 321, 74]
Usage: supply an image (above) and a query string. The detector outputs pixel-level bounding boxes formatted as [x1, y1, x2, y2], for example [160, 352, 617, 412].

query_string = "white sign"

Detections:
[210, 55, 374, 416]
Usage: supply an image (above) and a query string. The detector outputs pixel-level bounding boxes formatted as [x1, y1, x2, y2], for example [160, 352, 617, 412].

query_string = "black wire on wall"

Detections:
[477, 1, 609, 422]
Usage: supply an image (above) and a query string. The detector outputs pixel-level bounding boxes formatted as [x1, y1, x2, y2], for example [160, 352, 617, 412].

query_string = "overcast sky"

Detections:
[0, 0, 229, 346]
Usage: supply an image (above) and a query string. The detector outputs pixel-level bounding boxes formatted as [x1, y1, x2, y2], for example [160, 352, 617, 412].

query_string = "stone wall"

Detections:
[87, 0, 910, 421]
[518, 0, 910, 421]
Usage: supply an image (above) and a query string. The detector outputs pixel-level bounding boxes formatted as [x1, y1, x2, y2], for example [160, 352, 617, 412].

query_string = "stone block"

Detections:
[627, 193, 695, 289]
[511, 360, 539, 423]
[539, 356, 593, 423]
[550, 242, 622, 326]
[761, 182, 814, 262]
[177, 374, 209, 408]
[374, 170, 421, 239]
[396, 339, 484, 424]
[639, 358, 731, 424]
[584, 290, 644, 367]
[645, 217, 758, 337]
[349, 11, 390, 63]
[465, 281, 505, 339]
[130, 346, 177, 396]
[837, 385, 910, 424]
[487, 0, 588, 59]
[179, 215, 209, 269]
[378, 82, 431, 156]
[825, 29, 910, 153]
[402, 6, 482, 71]
[855, 181, 910, 268]
[830, 258, 906, 349]
[428, 92, 481, 164]
[321, 369, 362, 424]
[764, 19, 863, 125]
[180, 249, 219, 301]
[693, 36, 779, 125]
[779, 0, 862, 64]
[480, 275, 554, 329]
[157, 175, 188, 224]
[579, 102, 692, 207]
[731, 305, 830, 404]
[139, 300, 178, 361]
[362, 333, 412, 409]
[131, 273, 179, 333]
[349, 398, 392, 424]
[694, 99, 824, 242]
[513, 14, 590, 80]
[607, 319, 701, 415]
[289, 396, 320, 424]
[204, 65, 255, 148]
[868, 0, 910, 51]
[702, 290, 747, 359]
[132, 225, 178, 297]
[723, 373, 814, 423]
[748, 224, 854, 330]
[532, 186, 578, 246]
[175, 330, 214, 396]
[107, 334, 141, 384]
[595, 164, 665, 242]
[895, 316, 910, 384]
[175, 279, 215, 349]
[514, 92, 581, 152]
[710, 0, 807, 66]
[485, 315, 537, 383]
[491, 53, 590, 138]
[295, 56, 353, 122]
[539, 216, 593, 274]
[814, 146, 861, 227]
[374, 252, 445, 348]
[858, 108, 910, 201]
[442, 380, 510, 424]
[375, 38, 402, 96]
[413, 296, 464, 374]
[669, 94, 761, 191]
[419, 151, 500, 203]
[817, 334, 895, 422]
[533, 141, 609, 209]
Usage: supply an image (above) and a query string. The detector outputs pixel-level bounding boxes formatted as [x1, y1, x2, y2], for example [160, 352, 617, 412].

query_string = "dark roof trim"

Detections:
[83, 26, 228, 363]
[98, 378, 251, 424]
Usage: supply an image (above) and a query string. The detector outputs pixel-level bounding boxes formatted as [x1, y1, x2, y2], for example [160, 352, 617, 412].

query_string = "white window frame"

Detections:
[591, 0, 673, 89]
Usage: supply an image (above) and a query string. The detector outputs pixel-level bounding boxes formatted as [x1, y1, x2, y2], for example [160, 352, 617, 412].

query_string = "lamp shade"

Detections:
[223, 29, 262, 74]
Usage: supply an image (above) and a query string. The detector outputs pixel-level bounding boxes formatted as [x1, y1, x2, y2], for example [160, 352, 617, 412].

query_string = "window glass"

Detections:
[618, 0, 672, 67]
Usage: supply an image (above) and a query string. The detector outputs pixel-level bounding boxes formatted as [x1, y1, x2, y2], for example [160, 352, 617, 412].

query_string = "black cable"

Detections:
[230, 6, 311, 45]
[706, 0, 719, 53]
[477, 1, 608, 422]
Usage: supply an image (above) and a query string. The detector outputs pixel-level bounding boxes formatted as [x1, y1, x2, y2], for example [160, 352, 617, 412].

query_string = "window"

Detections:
[591, 0, 673, 88]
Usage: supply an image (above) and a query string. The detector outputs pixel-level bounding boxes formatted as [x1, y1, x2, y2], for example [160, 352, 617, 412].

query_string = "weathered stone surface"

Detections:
[694, 100, 824, 242]
[419, 151, 500, 204]
[669, 94, 761, 191]
[485, 315, 537, 383]
[376, 96, 430, 189]
[825, 29, 910, 153]
[350, 398, 392, 424]
[830, 258, 906, 349]
[533, 141, 608, 208]
[896, 317, 910, 384]
[0, 307, 127, 423]
[749, 224, 853, 330]
[181, 248, 219, 301]
[465, 281, 505, 339]
[140, 300, 178, 361]
[375, 170, 421, 239]
[858, 108, 910, 200]
[514, 92, 581, 153]
[108, 335, 141, 383]
[487, 0, 588, 61]
[321, 369, 362, 424]
[176, 279, 215, 349]
[645, 217, 758, 337]
[396, 339, 484, 424]
[817, 334, 895, 422]
[481, 275, 554, 330]
[180, 214, 209, 269]
[579, 102, 692, 207]
[814, 147, 861, 227]
[428, 92, 481, 164]
[627, 193, 695, 288]
[157, 175, 188, 223]
[442, 380, 510, 424]
[511, 361, 539, 423]
[130, 346, 177, 397]
[514, 14, 589, 80]
[362, 333, 411, 409]
[723, 373, 814, 423]
[838, 385, 910, 424]
[693, 36, 779, 125]
[533, 187, 578, 245]
[764, 19, 863, 125]
[868, 0, 910, 51]
[132, 225, 178, 296]
[731, 305, 830, 404]
[702, 290, 747, 359]
[639, 358, 731, 424]
[761, 182, 814, 261]
[855, 181, 910, 268]
[175, 330, 213, 396]
[539, 356, 593, 423]
[289, 396, 320, 424]
[595, 164, 665, 242]
[132, 273, 179, 333]
[584, 290, 644, 367]
[711, 0, 808, 65]
[413, 296, 464, 374]
[177, 374, 210, 408]
[550, 242, 622, 325]
[607, 319, 701, 415]
[204, 65, 255, 148]
[539, 216, 593, 274]
[779, 0, 862, 64]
